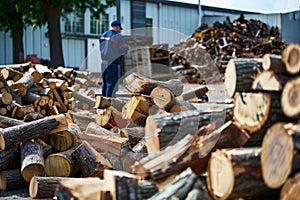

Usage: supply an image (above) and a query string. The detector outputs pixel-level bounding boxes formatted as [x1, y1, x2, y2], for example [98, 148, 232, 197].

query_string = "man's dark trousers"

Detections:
[102, 63, 119, 97]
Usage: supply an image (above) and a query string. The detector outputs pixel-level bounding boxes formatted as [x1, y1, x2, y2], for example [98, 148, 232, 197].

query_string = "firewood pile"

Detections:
[170, 14, 286, 84]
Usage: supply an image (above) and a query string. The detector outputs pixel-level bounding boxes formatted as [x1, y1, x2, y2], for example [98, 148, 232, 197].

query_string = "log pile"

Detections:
[170, 14, 286, 84]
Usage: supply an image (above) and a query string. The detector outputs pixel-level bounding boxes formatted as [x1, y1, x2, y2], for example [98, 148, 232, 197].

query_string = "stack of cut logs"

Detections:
[170, 14, 286, 84]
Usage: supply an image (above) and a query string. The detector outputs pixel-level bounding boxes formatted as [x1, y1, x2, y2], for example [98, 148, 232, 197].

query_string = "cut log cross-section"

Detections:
[280, 172, 300, 200]
[20, 140, 45, 182]
[97, 106, 129, 129]
[262, 53, 287, 73]
[207, 147, 278, 200]
[261, 122, 300, 189]
[282, 43, 300, 75]
[281, 76, 300, 119]
[0, 114, 68, 150]
[224, 58, 263, 98]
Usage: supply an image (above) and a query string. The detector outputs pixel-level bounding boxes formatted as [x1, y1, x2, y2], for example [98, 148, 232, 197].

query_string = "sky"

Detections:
[170, 0, 300, 14]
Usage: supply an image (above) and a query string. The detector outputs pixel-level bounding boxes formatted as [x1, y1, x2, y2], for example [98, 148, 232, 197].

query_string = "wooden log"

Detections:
[251, 70, 291, 91]
[35, 64, 52, 78]
[20, 140, 45, 182]
[0, 114, 68, 150]
[123, 72, 183, 96]
[56, 177, 106, 200]
[29, 176, 75, 199]
[0, 73, 22, 104]
[281, 76, 300, 118]
[103, 169, 140, 200]
[44, 147, 80, 177]
[262, 53, 287, 73]
[22, 91, 40, 104]
[207, 147, 278, 200]
[0, 62, 30, 71]
[1, 68, 24, 82]
[52, 88, 68, 113]
[122, 96, 150, 126]
[11, 72, 34, 97]
[0, 145, 20, 171]
[0, 169, 27, 191]
[282, 43, 300, 75]
[261, 122, 300, 189]
[97, 106, 129, 129]
[177, 85, 208, 101]
[148, 168, 212, 200]
[0, 115, 24, 128]
[49, 123, 80, 151]
[94, 95, 125, 112]
[137, 180, 158, 199]
[67, 110, 96, 132]
[120, 127, 145, 149]
[28, 67, 43, 83]
[145, 108, 224, 153]
[71, 140, 112, 178]
[279, 172, 300, 200]
[224, 58, 263, 98]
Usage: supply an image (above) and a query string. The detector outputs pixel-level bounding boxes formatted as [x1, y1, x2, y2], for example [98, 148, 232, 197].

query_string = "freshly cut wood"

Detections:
[52, 88, 68, 113]
[148, 168, 212, 200]
[177, 85, 208, 101]
[224, 58, 263, 98]
[145, 108, 224, 153]
[56, 177, 105, 200]
[23, 92, 40, 104]
[122, 96, 150, 126]
[0, 169, 27, 191]
[29, 176, 75, 199]
[35, 64, 52, 78]
[11, 72, 34, 97]
[251, 71, 290, 91]
[0, 145, 20, 171]
[281, 76, 300, 118]
[123, 72, 183, 96]
[44, 148, 79, 177]
[78, 132, 128, 156]
[71, 89, 96, 108]
[262, 53, 287, 73]
[71, 140, 112, 178]
[150, 86, 196, 111]
[97, 106, 129, 129]
[0, 114, 68, 150]
[120, 127, 145, 149]
[280, 172, 300, 200]
[20, 141, 45, 182]
[103, 169, 140, 200]
[49, 123, 80, 151]
[1, 68, 24, 82]
[67, 110, 96, 131]
[207, 147, 278, 200]
[94, 95, 125, 112]
[282, 43, 300, 74]
[0, 73, 22, 104]
[261, 122, 300, 189]
[0, 92, 13, 106]
[28, 67, 43, 83]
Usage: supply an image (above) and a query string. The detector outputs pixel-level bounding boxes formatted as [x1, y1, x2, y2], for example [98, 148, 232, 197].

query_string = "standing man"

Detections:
[100, 20, 129, 97]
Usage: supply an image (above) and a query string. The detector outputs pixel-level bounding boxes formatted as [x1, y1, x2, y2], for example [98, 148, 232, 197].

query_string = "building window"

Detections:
[146, 18, 153, 37]
[90, 14, 109, 35]
[62, 12, 84, 34]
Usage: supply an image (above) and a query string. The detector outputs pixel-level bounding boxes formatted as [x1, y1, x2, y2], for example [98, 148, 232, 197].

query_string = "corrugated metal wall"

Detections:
[0, 32, 12, 65]
[282, 12, 300, 44]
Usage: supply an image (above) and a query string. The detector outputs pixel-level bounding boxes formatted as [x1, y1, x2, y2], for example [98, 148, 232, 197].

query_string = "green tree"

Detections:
[0, 1, 32, 63]
[31, 0, 115, 67]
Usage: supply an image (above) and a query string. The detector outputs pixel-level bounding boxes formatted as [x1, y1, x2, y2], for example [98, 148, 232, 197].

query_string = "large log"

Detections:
[0, 115, 24, 128]
[224, 58, 263, 98]
[0, 169, 27, 191]
[282, 43, 300, 75]
[123, 72, 183, 96]
[207, 147, 278, 200]
[145, 107, 224, 153]
[281, 76, 300, 118]
[20, 140, 45, 182]
[148, 168, 212, 200]
[0, 145, 20, 171]
[0, 114, 68, 150]
[71, 140, 112, 178]
[261, 122, 300, 189]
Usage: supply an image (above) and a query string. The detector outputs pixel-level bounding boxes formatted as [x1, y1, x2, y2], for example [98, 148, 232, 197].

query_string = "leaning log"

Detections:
[0, 114, 68, 150]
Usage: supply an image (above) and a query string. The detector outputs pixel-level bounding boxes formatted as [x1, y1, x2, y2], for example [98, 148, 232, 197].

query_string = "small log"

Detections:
[280, 172, 300, 200]
[0, 114, 24, 128]
[28, 67, 43, 83]
[0, 114, 68, 150]
[0, 62, 30, 71]
[0, 73, 22, 104]
[262, 53, 287, 73]
[261, 122, 300, 189]
[104, 169, 140, 200]
[35, 64, 52, 78]
[97, 106, 129, 129]
[1, 67, 23, 82]
[251, 71, 291, 91]
[71, 89, 96, 108]
[44, 147, 80, 177]
[56, 177, 106, 200]
[94, 94, 125, 112]
[281, 76, 300, 118]
[282, 43, 300, 74]
[207, 147, 278, 200]
[0, 169, 27, 191]
[122, 96, 150, 126]
[123, 72, 183, 96]
[11, 72, 34, 97]
[177, 85, 208, 101]
[0, 145, 20, 171]
[52, 88, 68, 113]
[20, 140, 45, 182]
[29, 176, 75, 199]
[148, 168, 212, 200]
[47, 78, 68, 91]
[224, 58, 263, 98]
[71, 140, 112, 178]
